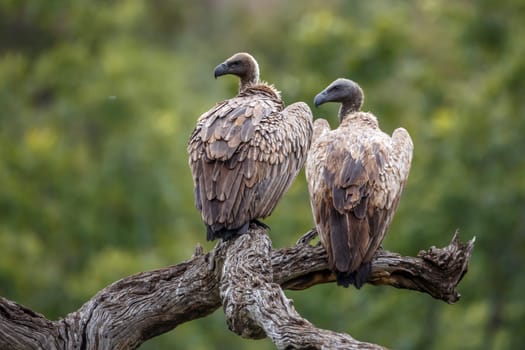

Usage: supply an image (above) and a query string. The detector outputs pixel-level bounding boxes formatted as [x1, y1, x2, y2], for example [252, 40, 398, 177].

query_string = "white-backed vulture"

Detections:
[306, 78, 413, 288]
[188, 52, 313, 241]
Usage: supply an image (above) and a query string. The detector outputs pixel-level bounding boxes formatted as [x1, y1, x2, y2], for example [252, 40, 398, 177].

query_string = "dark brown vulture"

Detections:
[188, 52, 313, 241]
[306, 78, 413, 288]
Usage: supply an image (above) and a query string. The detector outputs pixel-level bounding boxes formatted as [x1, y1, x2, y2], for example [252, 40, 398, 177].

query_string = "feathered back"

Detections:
[189, 58, 313, 240]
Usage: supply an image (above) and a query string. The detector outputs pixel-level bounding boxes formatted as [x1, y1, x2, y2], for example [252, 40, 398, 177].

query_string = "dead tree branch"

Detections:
[218, 226, 384, 349]
[0, 228, 474, 349]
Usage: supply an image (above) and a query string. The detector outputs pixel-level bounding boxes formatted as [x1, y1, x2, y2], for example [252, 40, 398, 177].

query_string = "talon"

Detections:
[296, 228, 318, 245]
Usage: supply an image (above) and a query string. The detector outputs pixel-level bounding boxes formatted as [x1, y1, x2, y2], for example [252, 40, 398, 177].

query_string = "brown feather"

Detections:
[307, 89, 413, 288]
[188, 63, 313, 240]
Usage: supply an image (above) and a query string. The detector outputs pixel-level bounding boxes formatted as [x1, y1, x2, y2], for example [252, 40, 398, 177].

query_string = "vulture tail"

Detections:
[206, 221, 250, 241]
[335, 261, 371, 289]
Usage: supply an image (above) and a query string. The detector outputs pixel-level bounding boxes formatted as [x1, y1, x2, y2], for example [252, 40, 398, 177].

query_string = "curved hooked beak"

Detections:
[213, 63, 228, 79]
[313, 90, 328, 107]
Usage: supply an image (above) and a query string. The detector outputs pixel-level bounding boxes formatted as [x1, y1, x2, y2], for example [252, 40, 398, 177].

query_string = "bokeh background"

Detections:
[1, 1, 524, 349]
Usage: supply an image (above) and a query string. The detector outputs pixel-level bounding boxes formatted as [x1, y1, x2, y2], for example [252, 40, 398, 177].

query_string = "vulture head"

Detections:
[214, 52, 260, 91]
[314, 78, 364, 122]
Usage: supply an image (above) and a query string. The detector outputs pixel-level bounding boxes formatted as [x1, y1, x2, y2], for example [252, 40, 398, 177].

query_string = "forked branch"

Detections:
[0, 228, 474, 349]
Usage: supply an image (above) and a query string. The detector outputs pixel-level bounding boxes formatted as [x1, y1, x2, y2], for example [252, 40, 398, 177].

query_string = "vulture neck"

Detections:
[338, 101, 362, 123]
[238, 68, 260, 92]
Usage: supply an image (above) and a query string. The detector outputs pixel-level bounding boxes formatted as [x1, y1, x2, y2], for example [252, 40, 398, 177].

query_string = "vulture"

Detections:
[306, 78, 413, 288]
[188, 52, 313, 241]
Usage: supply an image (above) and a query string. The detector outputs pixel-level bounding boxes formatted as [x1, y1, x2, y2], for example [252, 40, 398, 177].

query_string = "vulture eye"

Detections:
[230, 60, 242, 66]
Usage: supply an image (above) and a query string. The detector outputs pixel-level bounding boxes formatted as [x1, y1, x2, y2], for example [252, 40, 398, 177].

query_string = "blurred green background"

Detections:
[1, 0, 524, 349]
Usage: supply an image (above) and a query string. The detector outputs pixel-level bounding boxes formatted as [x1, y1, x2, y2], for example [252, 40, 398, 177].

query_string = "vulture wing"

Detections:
[189, 87, 313, 240]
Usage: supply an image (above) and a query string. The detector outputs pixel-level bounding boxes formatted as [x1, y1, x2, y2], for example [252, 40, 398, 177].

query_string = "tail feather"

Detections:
[335, 261, 371, 289]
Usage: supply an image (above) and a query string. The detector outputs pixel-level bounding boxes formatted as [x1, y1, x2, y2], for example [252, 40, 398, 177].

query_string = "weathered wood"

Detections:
[0, 228, 474, 349]
[0, 255, 221, 350]
[277, 229, 474, 305]
[219, 226, 384, 349]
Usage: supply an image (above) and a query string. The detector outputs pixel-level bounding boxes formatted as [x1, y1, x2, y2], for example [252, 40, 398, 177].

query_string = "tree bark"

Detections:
[0, 227, 474, 350]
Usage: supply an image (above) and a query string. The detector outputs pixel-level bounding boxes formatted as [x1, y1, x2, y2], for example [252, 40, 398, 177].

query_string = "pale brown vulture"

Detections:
[306, 78, 413, 288]
[188, 52, 313, 241]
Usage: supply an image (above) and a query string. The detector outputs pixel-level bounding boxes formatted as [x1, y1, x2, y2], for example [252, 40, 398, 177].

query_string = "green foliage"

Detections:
[1, 0, 524, 348]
